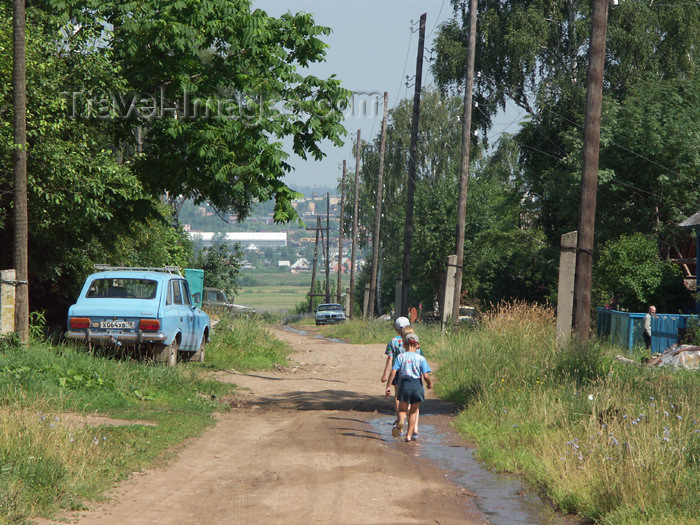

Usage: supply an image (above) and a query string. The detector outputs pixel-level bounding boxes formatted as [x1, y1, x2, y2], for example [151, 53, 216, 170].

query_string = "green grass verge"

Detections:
[205, 314, 290, 372]
[318, 319, 396, 344]
[0, 314, 289, 524]
[326, 305, 700, 524]
[234, 285, 308, 314]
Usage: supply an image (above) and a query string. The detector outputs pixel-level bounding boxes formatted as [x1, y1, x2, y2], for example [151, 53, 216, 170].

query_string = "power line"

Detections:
[393, 26, 415, 109]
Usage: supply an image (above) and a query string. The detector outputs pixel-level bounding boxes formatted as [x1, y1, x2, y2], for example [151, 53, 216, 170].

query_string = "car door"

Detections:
[163, 278, 188, 349]
[179, 279, 197, 350]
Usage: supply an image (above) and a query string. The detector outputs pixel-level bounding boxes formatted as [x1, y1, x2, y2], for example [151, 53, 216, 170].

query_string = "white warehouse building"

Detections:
[188, 231, 288, 249]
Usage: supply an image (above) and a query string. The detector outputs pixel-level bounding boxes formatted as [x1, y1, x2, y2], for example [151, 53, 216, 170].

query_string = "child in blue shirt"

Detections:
[385, 332, 432, 442]
[382, 317, 424, 435]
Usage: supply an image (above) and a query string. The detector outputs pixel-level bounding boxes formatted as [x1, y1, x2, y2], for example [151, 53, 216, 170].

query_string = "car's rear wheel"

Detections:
[153, 338, 179, 367]
[191, 337, 206, 363]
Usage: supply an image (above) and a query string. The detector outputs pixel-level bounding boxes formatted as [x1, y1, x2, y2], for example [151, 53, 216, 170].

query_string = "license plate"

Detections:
[100, 321, 134, 329]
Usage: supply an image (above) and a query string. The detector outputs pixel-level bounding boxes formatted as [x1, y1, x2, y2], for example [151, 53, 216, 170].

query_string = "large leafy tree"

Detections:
[0, 5, 164, 296]
[62, 0, 350, 223]
[349, 91, 551, 311]
[433, 1, 700, 308]
[347, 91, 465, 311]
[1, 1, 349, 322]
[595, 233, 690, 313]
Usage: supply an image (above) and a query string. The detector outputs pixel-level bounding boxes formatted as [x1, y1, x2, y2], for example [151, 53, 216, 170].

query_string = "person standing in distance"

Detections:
[644, 305, 656, 350]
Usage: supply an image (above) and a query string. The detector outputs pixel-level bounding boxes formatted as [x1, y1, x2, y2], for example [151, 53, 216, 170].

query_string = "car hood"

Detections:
[68, 298, 160, 318]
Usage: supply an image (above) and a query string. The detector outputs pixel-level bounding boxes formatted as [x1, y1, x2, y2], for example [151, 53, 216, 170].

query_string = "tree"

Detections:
[594, 233, 690, 313]
[1, 5, 162, 307]
[433, 1, 700, 309]
[348, 91, 467, 311]
[190, 240, 244, 298]
[1, 1, 350, 324]
[62, 0, 351, 223]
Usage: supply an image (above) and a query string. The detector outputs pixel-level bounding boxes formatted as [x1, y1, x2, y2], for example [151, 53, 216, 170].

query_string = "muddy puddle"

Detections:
[370, 415, 561, 524]
[282, 325, 345, 344]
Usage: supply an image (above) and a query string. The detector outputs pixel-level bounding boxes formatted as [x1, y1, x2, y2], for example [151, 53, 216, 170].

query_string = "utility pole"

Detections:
[573, 0, 609, 341]
[325, 192, 331, 302]
[13, 0, 29, 343]
[308, 217, 321, 313]
[400, 12, 426, 317]
[368, 92, 389, 318]
[336, 161, 347, 304]
[349, 130, 361, 318]
[451, 0, 478, 325]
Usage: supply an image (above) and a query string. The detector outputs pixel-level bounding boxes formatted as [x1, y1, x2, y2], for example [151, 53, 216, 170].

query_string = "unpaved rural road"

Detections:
[38, 326, 488, 525]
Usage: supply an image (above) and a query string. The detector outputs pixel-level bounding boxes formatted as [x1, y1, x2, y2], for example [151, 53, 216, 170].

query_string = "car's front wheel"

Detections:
[153, 338, 179, 367]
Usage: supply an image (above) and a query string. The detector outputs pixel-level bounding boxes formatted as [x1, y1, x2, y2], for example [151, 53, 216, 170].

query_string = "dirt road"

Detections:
[39, 326, 486, 525]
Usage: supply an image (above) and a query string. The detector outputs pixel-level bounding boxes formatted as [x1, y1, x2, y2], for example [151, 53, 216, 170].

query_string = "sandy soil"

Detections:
[35, 325, 488, 525]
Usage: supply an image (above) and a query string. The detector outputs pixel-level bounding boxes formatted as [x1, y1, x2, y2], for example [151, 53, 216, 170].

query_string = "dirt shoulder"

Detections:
[36, 325, 485, 525]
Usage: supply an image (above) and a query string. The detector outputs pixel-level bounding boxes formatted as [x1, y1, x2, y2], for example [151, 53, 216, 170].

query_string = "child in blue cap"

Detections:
[385, 332, 432, 442]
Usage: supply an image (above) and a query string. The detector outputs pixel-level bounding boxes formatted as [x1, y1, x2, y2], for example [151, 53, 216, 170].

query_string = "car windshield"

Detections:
[318, 304, 342, 312]
[86, 278, 158, 299]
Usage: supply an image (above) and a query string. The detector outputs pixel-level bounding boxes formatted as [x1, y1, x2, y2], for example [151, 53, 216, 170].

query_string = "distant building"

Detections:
[188, 231, 287, 248]
[278, 260, 291, 267]
[290, 258, 311, 273]
[331, 257, 352, 274]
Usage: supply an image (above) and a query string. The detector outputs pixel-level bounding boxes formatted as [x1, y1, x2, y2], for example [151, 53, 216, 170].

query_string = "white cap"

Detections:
[394, 317, 410, 330]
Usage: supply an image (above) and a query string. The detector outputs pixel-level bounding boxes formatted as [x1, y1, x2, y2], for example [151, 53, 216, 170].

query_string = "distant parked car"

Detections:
[315, 303, 346, 326]
[202, 287, 256, 316]
[65, 266, 210, 366]
[459, 306, 476, 325]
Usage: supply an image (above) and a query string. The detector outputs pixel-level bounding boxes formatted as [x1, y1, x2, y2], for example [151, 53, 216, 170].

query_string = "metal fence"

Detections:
[596, 308, 697, 352]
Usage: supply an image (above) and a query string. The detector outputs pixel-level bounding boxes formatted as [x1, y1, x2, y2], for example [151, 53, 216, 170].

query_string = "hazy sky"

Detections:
[253, 1, 457, 189]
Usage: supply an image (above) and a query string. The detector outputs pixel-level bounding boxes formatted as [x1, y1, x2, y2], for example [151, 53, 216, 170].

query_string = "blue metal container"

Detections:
[596, 308, 697, 352]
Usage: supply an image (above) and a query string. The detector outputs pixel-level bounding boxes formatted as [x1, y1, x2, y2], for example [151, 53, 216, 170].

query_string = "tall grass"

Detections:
[431, 301, 700, 525]
[324, 304, 700, 523]
[206, 314, 290, 371]
[320, 318, 396, 345]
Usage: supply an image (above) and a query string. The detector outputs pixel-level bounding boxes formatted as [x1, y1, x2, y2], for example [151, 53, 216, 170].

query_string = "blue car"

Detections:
[66, 267, 210, 366]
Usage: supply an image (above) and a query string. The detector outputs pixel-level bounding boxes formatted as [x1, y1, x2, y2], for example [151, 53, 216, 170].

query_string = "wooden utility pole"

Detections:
[368, 92, 389, 318]
[336, 161, 347, 304]
[349, 130, 362, 318]
[400, 13, 427, 317]
[308, 217, 321, 313]
[325, 192, 331, 302]
[13, 0, 29, 343]
[573, 0, 609, 341]
[451, 0, 478, 325]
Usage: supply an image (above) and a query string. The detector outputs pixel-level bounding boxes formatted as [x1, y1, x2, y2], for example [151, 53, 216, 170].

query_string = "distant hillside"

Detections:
[179, 186, 339, 233]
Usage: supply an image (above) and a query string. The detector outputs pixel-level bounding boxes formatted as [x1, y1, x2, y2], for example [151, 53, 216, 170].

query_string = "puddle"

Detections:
[282, 325, 345, 344]
[283, 326, 308, 336]
[370, 416, 557, 525]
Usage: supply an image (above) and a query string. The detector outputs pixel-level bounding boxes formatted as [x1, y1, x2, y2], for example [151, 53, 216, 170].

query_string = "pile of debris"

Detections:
[646, 344, 700, 369]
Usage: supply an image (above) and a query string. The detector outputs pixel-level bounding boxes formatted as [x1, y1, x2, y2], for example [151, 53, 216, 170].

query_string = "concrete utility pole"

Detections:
[451, 0, 478, 325]
[308, 217, 321, 313]
[400, 13, 427, 317]
[13, 0, 29, 343]
[349, 130, 362, 318]
[573, 0, 609, 341]
[336, 161, 347, 304]
[368, 92, 389, 319]
[325, 192, 330, 303]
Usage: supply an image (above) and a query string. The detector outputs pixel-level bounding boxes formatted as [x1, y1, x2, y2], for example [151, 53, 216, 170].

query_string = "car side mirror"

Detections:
[192, 292, 201, 306]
